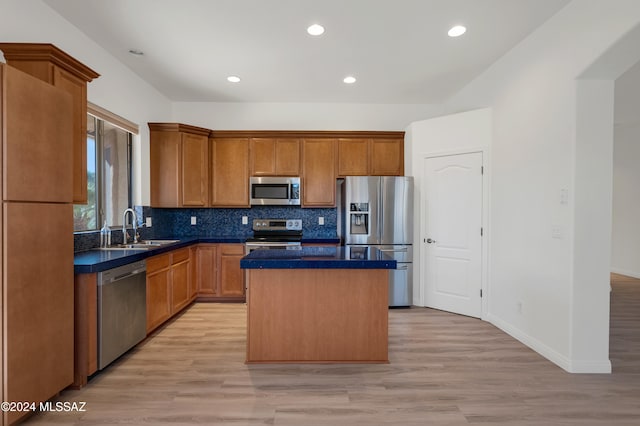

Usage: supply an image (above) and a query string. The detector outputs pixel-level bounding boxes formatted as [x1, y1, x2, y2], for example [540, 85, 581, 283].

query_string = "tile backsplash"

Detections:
[74, 206, 338, 252]
[148, 206, 338, 238]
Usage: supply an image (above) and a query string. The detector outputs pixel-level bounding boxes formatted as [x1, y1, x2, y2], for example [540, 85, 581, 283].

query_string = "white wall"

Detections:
[407, 0, 640, 373]
[611, 58, 640, 278]
[173, 102, 442, 131]
[405, 108, 491, 313]
[611, 122, 640, 278]
[0, 0, 173, 206]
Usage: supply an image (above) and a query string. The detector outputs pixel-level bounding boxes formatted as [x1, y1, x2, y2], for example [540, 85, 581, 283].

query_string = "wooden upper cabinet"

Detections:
[3, 64, 73, 203]
[149, 123, 210, 208]
[275, 138, 301, 176]
[181, 133, 209, 207]
[0, 43, 100, 204]
[337, 136, 404, 177]
[302, 138, 337, 207]
[250, 138, 276, 175]
[338, 138, 370, 176]
[250, 138, 300, 176]
[371, 138, 404, 175]
[211, 137, 249, 207]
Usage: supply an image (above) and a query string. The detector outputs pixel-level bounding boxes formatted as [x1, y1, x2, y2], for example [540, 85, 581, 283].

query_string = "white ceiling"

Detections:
[43, 0, 569, 104]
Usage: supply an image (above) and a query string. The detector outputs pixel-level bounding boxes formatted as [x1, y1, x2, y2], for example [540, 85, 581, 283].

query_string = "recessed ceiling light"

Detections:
[343, 76, 356, 84]
[307, 24, 325, 36]
[448, 25, 466, 37]
[128, 49, 144, 56]
[227, 76, 241, 83]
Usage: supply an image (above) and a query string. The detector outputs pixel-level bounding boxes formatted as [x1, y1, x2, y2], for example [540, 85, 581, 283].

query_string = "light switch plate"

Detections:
[191, 216, 197, 225]
[242, 216, 248, 225]
[145, 217, 152, 227]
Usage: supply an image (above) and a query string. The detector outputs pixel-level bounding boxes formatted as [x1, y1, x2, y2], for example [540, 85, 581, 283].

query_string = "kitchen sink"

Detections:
[98, 245, 153, 251]
[141, 239, 180, 245]
[97, 240, 180, 251]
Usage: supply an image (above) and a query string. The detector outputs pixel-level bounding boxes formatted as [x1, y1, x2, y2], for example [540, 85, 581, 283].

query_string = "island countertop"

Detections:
[240, 246, 397, 269]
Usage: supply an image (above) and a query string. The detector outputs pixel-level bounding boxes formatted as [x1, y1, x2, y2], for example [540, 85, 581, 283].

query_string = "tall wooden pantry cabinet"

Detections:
[0, 63, 75, 425]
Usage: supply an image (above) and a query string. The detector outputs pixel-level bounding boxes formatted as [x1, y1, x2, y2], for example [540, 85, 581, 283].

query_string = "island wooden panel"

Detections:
[246, 268, 389, 363]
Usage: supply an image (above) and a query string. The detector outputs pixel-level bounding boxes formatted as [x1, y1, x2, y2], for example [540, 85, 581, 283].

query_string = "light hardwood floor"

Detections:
[26, 275, 640, 425]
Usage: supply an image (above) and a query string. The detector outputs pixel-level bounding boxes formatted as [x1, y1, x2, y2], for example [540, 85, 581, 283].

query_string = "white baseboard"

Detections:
[486, 313, 611, 374]
[610, 267, 640, 279]
[568, 359, 612, 374]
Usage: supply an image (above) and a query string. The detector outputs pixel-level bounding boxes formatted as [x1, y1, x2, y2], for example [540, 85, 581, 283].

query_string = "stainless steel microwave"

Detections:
[250, 177, 301, 206]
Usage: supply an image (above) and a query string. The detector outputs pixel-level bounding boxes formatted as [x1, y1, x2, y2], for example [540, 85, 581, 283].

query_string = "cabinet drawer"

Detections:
[220, 244, 245, 255]
[171, 247, 190, 264]
[147, 253, 171, 272]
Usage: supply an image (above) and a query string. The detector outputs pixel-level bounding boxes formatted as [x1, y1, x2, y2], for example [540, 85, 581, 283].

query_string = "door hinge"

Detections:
[481, 166, 484, 175]
[480, 227, 483, 236]
[480, 289, 483, 298]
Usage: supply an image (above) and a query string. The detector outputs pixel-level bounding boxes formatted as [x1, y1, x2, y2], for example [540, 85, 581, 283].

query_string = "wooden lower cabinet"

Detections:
[73, 273, 98, 389]
[146, 247, 193, 334]
[195, 243, 245, 302]
[146, 254, 172, 334]
[170, 248, 191, 313]
[219, 244, 245, 297]
[4, 203, 74, 425]
[196, 244, 217, 296]
[190, 246, 199, 299]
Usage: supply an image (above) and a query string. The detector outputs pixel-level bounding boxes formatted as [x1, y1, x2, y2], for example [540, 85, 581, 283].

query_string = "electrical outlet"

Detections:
[242, 216, 248, 225]
[551, 226, 562, 239]
[318, 217, 324, 225]
[191, 216, 197, 225]
[145, 217, 152, 227]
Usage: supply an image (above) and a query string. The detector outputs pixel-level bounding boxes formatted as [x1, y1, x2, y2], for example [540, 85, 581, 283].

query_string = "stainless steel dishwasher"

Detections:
[98, 260, 147, 370]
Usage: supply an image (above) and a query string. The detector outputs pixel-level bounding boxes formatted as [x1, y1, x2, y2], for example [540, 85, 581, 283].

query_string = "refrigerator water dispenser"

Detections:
[349, 203, 369, 235]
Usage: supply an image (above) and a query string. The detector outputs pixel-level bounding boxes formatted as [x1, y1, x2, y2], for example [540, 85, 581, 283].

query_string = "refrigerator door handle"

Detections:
[379, 248, 408, 252]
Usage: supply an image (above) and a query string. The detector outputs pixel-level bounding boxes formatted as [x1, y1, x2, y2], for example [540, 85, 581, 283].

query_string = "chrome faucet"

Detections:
[122, 208, 139, 244]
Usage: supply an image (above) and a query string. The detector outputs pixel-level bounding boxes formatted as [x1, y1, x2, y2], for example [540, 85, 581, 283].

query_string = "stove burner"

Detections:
[248, 218, 303, 243]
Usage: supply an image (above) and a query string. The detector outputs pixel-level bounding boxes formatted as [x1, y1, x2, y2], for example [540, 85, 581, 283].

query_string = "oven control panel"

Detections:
[252, 218, 302, 231]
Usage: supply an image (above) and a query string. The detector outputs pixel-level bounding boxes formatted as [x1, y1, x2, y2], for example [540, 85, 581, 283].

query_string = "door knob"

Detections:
[426, 238, 436, 244]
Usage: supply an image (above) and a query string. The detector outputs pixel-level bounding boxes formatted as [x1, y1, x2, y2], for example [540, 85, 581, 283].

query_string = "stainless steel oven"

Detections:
[244, 218, 303, 254]
[250, 177, 301, 206]
[245, 241, 302, 254]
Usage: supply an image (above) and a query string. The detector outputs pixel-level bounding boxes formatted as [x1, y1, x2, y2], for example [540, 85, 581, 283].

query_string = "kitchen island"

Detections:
[240, 246, 396, 363]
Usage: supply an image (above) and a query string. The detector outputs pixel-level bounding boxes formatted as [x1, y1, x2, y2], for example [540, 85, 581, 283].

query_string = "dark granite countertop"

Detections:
[74, 237, 239, 273]
[74, 237, 341, 273]
[240, 246, 397, 269]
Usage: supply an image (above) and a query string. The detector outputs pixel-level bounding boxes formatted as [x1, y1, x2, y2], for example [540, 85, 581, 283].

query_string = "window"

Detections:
[73, 113, 134, 232]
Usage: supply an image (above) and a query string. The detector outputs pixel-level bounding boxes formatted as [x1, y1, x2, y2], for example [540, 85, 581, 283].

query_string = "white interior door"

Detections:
[423, 152, 483, 318]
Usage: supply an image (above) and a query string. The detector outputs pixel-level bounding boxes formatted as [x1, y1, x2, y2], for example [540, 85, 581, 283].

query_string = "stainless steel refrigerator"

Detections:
[340, 176, 414, 307]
